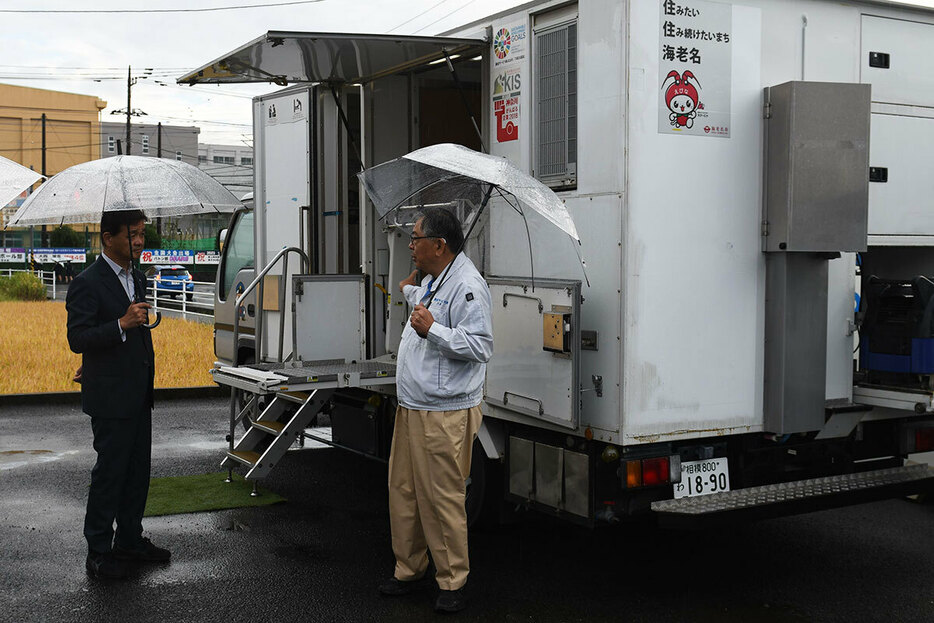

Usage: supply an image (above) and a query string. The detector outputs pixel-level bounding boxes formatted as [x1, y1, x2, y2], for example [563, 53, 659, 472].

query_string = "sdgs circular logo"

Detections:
[494, 28, 512, 59]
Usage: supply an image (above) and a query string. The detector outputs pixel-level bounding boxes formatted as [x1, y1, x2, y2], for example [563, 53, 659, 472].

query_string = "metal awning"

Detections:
[177, 31, 486, 86]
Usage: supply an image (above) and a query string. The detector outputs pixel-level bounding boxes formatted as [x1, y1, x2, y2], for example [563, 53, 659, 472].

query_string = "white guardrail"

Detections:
[147, 279, 215, 320]
[0, 268, 215, 321]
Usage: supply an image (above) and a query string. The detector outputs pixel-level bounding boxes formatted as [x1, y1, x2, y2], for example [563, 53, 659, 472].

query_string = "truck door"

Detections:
[214, 207, 256, 365]
[485, 277, 582, 430]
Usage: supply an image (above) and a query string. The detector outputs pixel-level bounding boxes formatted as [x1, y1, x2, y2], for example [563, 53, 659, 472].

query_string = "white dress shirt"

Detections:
[101, 252, 136, 341]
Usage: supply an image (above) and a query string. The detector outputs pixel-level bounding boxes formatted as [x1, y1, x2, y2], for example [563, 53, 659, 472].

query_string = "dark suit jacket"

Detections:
[66, 256, 155, 419]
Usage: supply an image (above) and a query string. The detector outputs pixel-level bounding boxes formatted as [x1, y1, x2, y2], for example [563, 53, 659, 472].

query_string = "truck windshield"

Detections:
[219, 210, 254, 300]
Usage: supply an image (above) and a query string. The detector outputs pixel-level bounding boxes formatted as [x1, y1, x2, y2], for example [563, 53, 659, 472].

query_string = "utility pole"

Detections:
[126, 66, 134, 155]
[41, 113, 47, 247]
[111, 66, 148, 155]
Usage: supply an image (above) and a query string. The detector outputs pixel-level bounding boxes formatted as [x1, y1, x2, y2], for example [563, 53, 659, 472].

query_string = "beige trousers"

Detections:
[388, 405, 482, 591]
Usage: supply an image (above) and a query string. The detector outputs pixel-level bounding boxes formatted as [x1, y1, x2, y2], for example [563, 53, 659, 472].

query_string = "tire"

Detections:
[235, 390, 270, 432]
[465, 438, 504, 529]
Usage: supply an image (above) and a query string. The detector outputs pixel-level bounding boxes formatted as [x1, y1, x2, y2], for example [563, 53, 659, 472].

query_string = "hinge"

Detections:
[761, 220, 770, 237]
[294, 280, 303, 299]
[763, 101, 772, 119]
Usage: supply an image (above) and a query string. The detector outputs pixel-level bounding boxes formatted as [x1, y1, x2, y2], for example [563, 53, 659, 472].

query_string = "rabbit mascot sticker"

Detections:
[662, 70, 701, 130]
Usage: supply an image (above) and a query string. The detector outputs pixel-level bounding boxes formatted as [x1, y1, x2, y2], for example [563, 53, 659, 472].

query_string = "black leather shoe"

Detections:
[113, 537, 171, 562]
[435, 588, 466, 613]
[378, 576, 425, 596]
[86, 552, 128, 580]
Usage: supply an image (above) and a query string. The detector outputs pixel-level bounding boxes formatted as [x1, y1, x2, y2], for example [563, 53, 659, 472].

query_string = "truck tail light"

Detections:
[916, 428, 934, 453]
[642, 457, 670, 486]
[625, 456, 675, 488]
[626, 460, 642, 488]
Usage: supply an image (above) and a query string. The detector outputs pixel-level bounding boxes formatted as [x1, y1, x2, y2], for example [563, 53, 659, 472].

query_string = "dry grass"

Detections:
[0, 300, 214, 395]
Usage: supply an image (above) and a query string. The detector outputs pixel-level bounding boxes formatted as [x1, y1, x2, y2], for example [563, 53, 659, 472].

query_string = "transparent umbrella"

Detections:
[6, 156, 243, 329]
[0, 155, 43, 211]
[358, 143, 587, 289]
[6, 155, 242, 227]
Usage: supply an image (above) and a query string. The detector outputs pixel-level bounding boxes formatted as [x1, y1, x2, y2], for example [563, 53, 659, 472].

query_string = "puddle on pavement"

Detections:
[0, 449, 77, 470]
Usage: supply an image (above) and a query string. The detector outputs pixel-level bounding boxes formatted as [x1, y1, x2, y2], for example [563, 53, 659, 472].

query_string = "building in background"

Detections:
[0, 83, 107, 249]
[99, 120, 199, 166]
[198, 143, 253, 200]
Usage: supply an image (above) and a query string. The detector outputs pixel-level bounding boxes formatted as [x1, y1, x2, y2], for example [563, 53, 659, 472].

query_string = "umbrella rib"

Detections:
[100, 156, 118, 215]
[380, 173, 461, 220]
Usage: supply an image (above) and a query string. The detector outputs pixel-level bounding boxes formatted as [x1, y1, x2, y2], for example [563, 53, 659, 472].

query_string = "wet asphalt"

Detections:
[1, 396, 932, 623]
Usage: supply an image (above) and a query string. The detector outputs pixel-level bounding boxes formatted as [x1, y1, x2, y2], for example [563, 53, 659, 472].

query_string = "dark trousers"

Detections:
[84, 411, 152, 554]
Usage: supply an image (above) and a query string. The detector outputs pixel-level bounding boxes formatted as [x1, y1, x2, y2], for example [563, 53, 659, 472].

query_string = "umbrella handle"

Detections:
[142, 310, 162, 329]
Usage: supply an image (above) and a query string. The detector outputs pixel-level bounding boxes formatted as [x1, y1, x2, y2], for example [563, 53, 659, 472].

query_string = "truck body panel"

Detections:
[200, 0, 934, 525]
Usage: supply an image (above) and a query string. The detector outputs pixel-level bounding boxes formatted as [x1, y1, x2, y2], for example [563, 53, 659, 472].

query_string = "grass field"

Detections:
[0, 300, 214, 394]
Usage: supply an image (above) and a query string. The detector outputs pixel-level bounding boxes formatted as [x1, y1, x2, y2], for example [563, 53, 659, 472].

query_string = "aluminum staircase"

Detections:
[221, 388, 335, 480]
[212, 360, 396, 483]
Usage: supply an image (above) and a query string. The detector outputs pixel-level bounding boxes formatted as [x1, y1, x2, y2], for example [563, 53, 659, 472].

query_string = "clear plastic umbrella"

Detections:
[0, 155, 43, 211]
[358, 143, 587, 287]
[7, 155, 243, 330]
[6, 155, 242, 227]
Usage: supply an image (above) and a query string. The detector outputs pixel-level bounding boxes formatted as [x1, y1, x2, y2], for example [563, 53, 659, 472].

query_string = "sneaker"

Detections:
[378, 576, 426, 596]
[86, 552, 128, 580]
[112, 537, 171, 562]
[435, 588, 467, 613]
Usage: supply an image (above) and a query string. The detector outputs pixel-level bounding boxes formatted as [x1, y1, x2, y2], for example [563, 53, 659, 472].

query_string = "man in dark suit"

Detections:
[67, 209, 170, 580]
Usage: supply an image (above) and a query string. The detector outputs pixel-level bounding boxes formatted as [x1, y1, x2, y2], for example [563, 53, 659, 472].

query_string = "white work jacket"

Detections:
[396, 253, 493, 411]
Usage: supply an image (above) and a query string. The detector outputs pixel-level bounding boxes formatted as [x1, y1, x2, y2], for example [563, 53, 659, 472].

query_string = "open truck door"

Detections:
[184, 31, 490, 487]
[183, 31, 486, 363]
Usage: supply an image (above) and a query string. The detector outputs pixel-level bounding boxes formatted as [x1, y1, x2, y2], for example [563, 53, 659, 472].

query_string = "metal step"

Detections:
[251, 420, 286, 435]
[278, 391, 312, 404]
[226, 450, 260, 467]
[651, 464, 934, 529]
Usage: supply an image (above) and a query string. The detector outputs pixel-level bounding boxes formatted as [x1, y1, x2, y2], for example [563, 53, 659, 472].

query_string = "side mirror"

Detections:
[218, 228, 228, 252]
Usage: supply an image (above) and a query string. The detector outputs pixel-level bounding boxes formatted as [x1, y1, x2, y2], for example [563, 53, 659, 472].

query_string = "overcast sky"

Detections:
[2, 0, 933, 147]
[0, 0, 531, 147]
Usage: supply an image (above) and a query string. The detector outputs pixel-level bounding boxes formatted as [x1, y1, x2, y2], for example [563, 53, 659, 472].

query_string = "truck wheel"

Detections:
[465, 438, 503, 529]
[235, 390, 267, 432]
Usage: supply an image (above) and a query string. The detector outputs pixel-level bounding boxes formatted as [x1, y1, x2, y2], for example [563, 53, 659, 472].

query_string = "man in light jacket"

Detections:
[378, 207, 493, 614]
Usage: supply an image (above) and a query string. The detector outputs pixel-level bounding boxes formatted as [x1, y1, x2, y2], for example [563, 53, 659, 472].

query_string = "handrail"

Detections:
[233, 245, 309, 368]
[228, 246, 309, 464]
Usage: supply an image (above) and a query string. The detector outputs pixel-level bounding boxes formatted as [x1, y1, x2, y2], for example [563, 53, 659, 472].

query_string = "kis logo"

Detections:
[293, 99, 302, 114]
[268, 104, 277, 119]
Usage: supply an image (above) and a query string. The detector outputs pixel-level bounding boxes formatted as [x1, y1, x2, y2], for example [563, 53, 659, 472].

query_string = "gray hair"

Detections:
[418, 207, 464, 254]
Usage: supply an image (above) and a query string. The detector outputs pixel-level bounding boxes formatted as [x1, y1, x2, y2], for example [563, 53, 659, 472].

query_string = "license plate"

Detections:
[673, 458, 730, 499]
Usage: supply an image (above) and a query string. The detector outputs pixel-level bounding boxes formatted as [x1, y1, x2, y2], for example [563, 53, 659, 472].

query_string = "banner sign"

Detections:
[140, 249, 193, 265]
[491, 20, 526, 145]
[658, 0, 733, 138]
[31, 248, 86, 263]
[195, 251, 221, 265]
[0, 248, 26, 263]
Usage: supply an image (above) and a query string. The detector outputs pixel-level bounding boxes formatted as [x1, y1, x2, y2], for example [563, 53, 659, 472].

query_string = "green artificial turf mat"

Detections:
[144, 472, 285, 517]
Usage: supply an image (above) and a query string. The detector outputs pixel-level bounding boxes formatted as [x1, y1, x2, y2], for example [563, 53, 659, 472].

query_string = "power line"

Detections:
[387, 0, 453, 34]
[413, 0, 479, 34]
[0, 1, 323, 14]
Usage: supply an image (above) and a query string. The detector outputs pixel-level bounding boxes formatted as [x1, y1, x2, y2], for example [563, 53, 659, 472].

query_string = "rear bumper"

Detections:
[651, 463, 934, 529]
[152, 281, 194, 291]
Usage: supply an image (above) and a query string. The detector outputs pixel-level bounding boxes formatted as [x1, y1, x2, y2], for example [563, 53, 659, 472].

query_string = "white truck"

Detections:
[189, 0, 934, 527]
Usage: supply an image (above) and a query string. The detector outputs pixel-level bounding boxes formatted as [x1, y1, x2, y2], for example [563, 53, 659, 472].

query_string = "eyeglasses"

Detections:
[409, 234, 440, 243]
